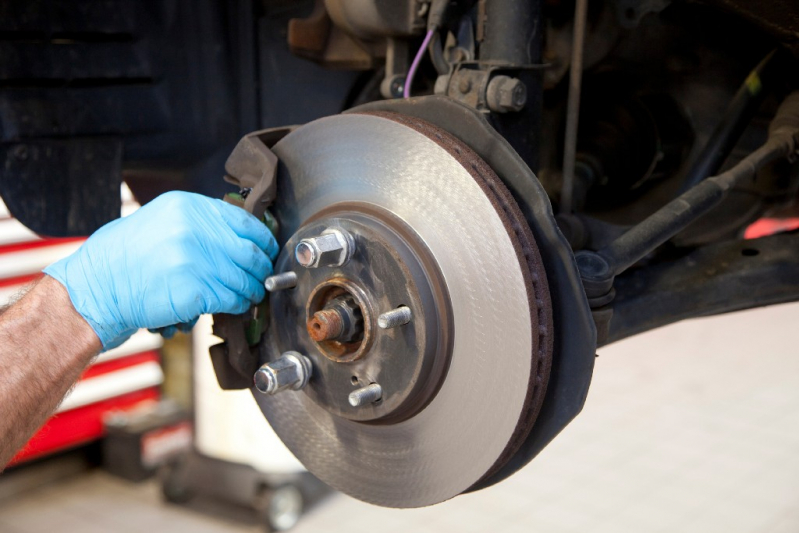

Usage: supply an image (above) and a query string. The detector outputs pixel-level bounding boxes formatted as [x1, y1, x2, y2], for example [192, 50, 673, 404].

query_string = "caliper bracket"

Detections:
[209, 126, 295, 390]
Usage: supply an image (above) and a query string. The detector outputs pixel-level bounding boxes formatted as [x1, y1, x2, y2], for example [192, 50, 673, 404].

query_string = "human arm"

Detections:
[1, 191, 276, 467]
[0, 276, 101, 467]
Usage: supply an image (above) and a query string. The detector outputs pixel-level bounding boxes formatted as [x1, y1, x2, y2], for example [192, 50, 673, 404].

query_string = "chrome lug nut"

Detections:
[348, 383, 383, 407]
[378, 306, 412, 329]
[254, 351, 313, 395]
[265, 271, 298, 292]
[295, 228, 354, 268]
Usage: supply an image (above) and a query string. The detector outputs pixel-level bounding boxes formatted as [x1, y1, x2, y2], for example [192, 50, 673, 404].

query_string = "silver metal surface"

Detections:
[348, 383, 383, 407]
[295, 228, 353, 268]
[377, 306, 412, 329]
[271, 213, 447, 420]
[256, 113, 534, 508]
[265, 272, 298, 292]
[486, 75, 527, 113]
[268, 484, 303, 531]
[254, 352, 313, 395]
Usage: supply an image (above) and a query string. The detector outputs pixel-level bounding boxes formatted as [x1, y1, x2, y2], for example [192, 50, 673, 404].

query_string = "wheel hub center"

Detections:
[266, 205, 452, 423]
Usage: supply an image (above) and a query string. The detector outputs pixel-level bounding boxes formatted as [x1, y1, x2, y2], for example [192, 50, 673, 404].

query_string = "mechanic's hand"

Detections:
[44, 191, 278, 349]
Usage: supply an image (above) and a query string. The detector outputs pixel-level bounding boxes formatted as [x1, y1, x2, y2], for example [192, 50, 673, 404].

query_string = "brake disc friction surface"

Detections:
[255, 113, 549, 507]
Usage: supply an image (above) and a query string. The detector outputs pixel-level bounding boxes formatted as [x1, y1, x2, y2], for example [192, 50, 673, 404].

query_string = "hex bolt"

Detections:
[265, 271, 298, 292]
[254, 351, 313, 395]
[348, 383, 383, 407]
[295, 228, 354, 269]
[486, 75, 527, 113]
[378, 306, 412, 329]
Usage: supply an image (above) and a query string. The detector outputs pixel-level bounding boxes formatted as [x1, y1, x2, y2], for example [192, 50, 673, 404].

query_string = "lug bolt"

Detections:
[254, 351, 313, 395]
[378, 306, 412, 329]
[349, 383, 383, 407]
[265, 271, 298, 292]
[295, 228, 354, 269]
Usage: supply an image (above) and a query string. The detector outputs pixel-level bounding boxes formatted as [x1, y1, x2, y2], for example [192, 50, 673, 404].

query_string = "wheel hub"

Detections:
[269, 209, 451, 423]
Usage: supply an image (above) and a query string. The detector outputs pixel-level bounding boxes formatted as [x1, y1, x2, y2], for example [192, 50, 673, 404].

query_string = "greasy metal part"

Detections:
[574, 91, 799, 296]
[294, 228, 354, 268]
[254, 352, 313, 395]
[596, 123, 798, 279]
[347, 96, 595, 492]
[378, 306, 412, 329]
[559, 0, 589, 215]
[607, 232, 799, 344]
[349, 383, 383, 407]
[442, 67, 491, 109]
[478, 0, 544, 170]
[265, 272, 298, 292]
[480, 0, 538, 65]
[485, 76, 527, 113]
[679, 49, 781, 192]
[381, 38, 410, 99]
[256, 112, 549, 507]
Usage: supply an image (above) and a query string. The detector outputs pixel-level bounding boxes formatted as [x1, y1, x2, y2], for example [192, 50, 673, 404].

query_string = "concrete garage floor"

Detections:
[2, 302, 799, 533]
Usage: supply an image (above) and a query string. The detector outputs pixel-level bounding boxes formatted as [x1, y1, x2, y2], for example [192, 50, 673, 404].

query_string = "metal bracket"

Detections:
[211, 126, 295, 390]
[223, 127, 295, 220]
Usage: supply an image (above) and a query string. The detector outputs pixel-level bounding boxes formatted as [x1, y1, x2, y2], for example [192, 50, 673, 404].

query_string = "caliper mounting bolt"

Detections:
[486, 75, 527, 113]
[254, 351, 313, 395]
[349, 383, 383, 407]
[265, 271, 298, 292]
[295, 228, 354, 269]
[378, 306, 412, 329]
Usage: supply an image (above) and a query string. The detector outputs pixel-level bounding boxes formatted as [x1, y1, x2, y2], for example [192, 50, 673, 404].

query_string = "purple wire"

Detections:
[404, 29, 435, 99]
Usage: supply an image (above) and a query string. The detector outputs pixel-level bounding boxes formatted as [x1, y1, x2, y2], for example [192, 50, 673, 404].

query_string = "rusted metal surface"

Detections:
[307, 308, 345, 342]
[305, 278, 373, 363]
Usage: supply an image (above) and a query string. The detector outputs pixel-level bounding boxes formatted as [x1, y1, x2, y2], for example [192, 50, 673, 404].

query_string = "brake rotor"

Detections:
[254, 112, 553, 508]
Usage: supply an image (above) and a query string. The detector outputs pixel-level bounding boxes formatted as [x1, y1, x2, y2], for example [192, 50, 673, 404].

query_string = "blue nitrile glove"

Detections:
[44, 191, 278, 349]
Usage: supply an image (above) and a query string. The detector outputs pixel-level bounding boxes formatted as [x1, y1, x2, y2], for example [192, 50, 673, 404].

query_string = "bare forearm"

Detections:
[0, 276, 101, 467]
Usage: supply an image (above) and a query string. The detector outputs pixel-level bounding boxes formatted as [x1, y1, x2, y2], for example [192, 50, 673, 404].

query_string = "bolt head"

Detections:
[486, 76, 527, 113]
[295, 241, 317, 267]
[254, 352, 313, 395]
[390, 77, 405, 98]
[254, 367, 276, 394]
[295, 228, 353, 268]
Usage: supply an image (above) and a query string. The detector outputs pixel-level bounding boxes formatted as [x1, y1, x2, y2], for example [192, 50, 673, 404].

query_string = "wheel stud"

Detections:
[265, 271, 297, 292]
[348, 383, 382, 406]
[378, 306, 412, 329]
